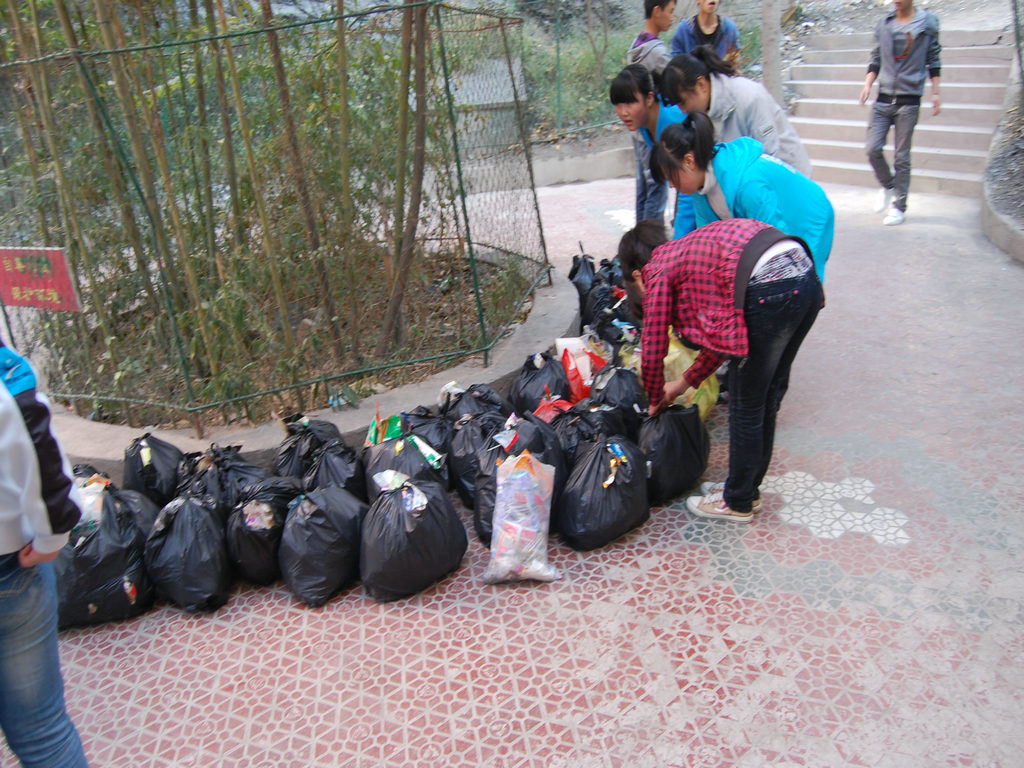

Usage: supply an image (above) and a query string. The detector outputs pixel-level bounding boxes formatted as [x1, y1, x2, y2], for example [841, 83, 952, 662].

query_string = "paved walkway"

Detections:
[8, 179, 1024, 767]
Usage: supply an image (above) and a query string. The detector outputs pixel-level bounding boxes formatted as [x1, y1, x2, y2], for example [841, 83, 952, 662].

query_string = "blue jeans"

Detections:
[0, 555, 88, 768]
[634, 134, 668, 222]
[866, 100, 920, 213]
[724, 269, 822, 513]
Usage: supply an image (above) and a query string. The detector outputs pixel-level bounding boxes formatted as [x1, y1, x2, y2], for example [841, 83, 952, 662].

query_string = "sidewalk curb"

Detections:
[52, 268, 580, 483]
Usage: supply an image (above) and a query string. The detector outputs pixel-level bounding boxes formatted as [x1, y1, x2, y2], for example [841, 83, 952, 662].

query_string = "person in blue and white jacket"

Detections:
[1, 341, 89, 768]
[651, 112, 834, 282]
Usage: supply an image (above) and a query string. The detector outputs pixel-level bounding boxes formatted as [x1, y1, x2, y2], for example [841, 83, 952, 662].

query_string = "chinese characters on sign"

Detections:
[0, 247, 80, 311]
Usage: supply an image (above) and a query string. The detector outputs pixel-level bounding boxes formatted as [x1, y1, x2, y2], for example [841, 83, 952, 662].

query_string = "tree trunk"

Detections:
[335, 0, 361, 362]
[584, 0, 609, 83]
[258, 0, 344, 358]
[108, 6, 220, 378]
[202, 0, 246, 253]
[374, 3, 429, 357]
[761, 0, 783, 103]
[90, 0, 183, 306]
[53, 0, 160, 317]
[214, 0, 296, 351]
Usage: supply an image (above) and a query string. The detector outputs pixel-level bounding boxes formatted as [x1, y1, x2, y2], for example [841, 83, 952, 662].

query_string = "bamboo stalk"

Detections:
[108, 6, 220, 378]
[258, 0, 344, 358]
[335, 0, 361, 362]
[214, 0, 296, 350]
[201, 0, 246, 253]
[375, 3, 429, 356]
[53, 0, 161, 317]
[90, 0, 183, 307]
[13, 0, 129, 420]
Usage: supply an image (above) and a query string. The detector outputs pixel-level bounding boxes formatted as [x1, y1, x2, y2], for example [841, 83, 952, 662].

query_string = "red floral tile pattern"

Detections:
[3, 181, 1023, 767]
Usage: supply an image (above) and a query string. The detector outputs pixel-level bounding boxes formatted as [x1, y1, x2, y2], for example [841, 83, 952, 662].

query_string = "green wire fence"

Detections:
[0, 1, 548, 434]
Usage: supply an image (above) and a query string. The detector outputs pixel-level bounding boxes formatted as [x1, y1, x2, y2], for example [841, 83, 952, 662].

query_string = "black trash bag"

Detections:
[273, 415, 343, 478]
[303, 439, 366, 500]
[112, 487, 162, 541]
[440, 383, 513, 422]
[403, 405, 454, 462]
[178, 444, 272, 524]
[122, 433, 184, 508]
[360, 478, 468, 602]
[595, 257, 624, 289]
[73, 463, 108, 480]
[569, 249, 596, 304]
[508, 352, 571, 415]
[225, 476, 302, 585]
[588, 366, 649, 441]
[278, 487, 367, 607]
[551, 406, 613, 469]
[55, 487, 156, 628]
[144, 496, 233, 613]
[556, 437, 650, 551]
[581, 277, 615, 333]
[363, 436, 447, 503]
[449, 411, 507, 509]
[474, 411, 567, 546]
[638, 404, 710, 506]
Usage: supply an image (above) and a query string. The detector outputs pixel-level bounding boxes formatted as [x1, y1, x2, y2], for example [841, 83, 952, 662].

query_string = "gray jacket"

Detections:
[868, 9, 941, 97]
[706, 73, 813, 177]
[627, 36, 670, 77]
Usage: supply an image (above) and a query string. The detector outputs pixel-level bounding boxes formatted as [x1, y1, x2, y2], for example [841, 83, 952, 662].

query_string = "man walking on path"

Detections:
[859, 0, 941, 226]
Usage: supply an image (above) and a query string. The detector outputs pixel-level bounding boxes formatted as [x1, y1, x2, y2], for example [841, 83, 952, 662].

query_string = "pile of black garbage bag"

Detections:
[57, 255, 712, 626]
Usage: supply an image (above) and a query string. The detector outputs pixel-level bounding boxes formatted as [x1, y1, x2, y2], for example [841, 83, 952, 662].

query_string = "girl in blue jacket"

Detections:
[610, 65, 696, 238]
[651, 111, 833, 281]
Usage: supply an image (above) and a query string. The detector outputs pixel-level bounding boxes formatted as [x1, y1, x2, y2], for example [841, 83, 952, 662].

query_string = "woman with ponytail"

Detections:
[651, 112, 833, 281]
[661, 46, 812, 177]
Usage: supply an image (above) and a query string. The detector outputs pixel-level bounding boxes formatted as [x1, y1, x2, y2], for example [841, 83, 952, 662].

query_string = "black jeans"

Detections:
[724, 269, 822, 512]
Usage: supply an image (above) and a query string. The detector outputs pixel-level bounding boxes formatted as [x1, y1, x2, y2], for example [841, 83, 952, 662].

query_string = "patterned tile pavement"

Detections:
[4, 180, 1024, 767]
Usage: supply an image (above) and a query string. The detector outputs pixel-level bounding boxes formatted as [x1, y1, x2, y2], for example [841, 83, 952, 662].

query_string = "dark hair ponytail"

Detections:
[650, 111, 717, 184]
[660, 45, 738, 103]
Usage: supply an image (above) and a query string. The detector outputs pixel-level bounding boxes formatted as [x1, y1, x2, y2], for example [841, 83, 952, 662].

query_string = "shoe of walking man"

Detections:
[858, 0, 941, 226]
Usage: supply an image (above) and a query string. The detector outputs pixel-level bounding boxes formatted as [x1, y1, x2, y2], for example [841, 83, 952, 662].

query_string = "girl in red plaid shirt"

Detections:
[620, 217, 822, 522]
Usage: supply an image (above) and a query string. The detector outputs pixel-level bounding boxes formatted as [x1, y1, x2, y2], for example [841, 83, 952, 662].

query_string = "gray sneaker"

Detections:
[699, 481, 762, 511]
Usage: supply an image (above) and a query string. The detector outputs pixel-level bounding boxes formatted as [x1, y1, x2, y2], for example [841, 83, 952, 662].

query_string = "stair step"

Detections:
[805, 29, 1012, 50]
[802, 137, 988, 174]
[799, 44, 1015, 65]
[792, 98, 1002, 128]
[791, 116, 996, 151]
[790, 61, 1011, 84]
[790, 79, 1007, 105]
[810, 159, 982, 197]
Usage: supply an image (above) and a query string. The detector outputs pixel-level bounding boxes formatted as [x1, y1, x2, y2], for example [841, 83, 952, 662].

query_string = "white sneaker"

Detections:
[883, 206, 906, 226]
[699, 481, 762, 511]
[685, 492, 754, 523]
[874, 187, 893, 213]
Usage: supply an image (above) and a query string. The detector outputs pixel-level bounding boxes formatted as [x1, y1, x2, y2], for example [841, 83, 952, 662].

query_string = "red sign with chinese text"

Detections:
[0, 247, 80, 311]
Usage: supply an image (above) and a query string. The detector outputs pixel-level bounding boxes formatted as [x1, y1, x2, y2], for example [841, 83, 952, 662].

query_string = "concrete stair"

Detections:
[790, 29, 1015, 197]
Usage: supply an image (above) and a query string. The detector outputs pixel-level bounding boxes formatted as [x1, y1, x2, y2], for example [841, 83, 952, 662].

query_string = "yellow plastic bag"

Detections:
[619, 331, 719, 420]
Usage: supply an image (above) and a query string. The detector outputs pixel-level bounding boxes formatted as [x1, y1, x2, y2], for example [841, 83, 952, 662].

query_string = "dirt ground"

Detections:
[531, 0, 1024, 233]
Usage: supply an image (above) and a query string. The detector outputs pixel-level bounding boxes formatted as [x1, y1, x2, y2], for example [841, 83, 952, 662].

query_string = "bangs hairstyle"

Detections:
[660, 46, 737, 105]
[610, 64, 656, 105]
[650, 111, 718, 185]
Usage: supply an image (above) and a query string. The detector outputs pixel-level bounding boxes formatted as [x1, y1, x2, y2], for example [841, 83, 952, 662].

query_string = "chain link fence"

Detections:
[0, 1, 548, 433]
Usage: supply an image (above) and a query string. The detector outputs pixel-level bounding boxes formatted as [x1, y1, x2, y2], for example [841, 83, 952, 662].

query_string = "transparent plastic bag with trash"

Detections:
[481, 452, 561, 585]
